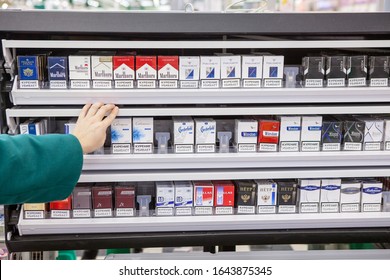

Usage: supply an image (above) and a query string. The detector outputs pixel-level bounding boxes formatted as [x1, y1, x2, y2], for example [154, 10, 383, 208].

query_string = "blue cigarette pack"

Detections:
[48, 56, 68, 80]
[18, 56, 39, 80]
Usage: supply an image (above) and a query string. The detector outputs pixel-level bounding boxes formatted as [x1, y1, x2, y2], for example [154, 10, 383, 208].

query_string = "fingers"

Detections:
[94, 103, 116, 121]
[78, 103, 92, 120]
[102, 106, 119, 128]
[86, 102, 104, 118]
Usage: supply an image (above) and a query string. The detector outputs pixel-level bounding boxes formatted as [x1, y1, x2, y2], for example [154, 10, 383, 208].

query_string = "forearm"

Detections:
[0, 134, 83, 205]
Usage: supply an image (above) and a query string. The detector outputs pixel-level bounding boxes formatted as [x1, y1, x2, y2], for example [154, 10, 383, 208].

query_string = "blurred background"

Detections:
[0, 0, 389, 12]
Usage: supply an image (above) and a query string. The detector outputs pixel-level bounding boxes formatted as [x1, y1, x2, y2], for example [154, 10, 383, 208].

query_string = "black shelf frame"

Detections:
[1, 10, 390, 253]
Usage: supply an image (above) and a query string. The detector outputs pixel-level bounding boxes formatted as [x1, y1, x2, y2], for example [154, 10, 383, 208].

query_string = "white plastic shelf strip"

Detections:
[81, 152, 390, 170]
[11, 83, 390, 105]
[6, 105, 390, 118]
[17, 212, 390, 236]
[78, 167, 390, 182]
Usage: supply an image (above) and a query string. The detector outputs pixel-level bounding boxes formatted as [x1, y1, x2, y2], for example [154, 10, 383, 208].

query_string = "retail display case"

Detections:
[1, 10, 390, 254]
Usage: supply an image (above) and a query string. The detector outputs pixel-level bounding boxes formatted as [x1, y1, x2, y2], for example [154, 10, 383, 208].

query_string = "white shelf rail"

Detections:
[10, 81, 390, 106]
[78, 167, 390, 182]
[81, 151, 390, 170]
[17, 212, 390, 236]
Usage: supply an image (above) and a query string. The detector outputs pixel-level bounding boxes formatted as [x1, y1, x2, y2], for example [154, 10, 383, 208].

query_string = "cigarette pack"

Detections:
[136, 56, 157, 88]
[174, 181, 193, 216]
[262, 55, 284, 87]
[220, 55, 241, 88]
[325, 56, 347, 87]
[257, 119, 280, 152]
[24, 203, 47, 219]
[92, 186, 113, 217]
[321, 118, 342, 151]
[115, 185, 136, 217]
[342, 118, 365, 151]
[158, 56, 179, 88]
[132, 117, 153, 154]
[298, 179, 321, 213]
[200, 56, 220, 88]
[18, 56, 42, 88]
[173, 117, 194, 153]
[347, 55, 368, 87]
[179, 56, 200, 88]
[48, 56, 68, 89]
[235, 180, 257, 214]
[92, 56, 113, 88]
[277, 181, 298, 213]
[369, 56, 389, 87]
[68, 55, 91, 88]
[111, 118, 132, 154]
[195, 118, 216, 153]
[302, 56, 325, 87]
[361, 180, 383, 212]
[213, 180, 235, 215]
[241, 55, 263, 88]
[300, 116, 322, 152]
[193, 181, 214, 215]
[320, 179, 341, 213]
[340, 180, 361, 212]
[234, 119, 258, 152]
[356, 117, 384, 151]
[113, 56, 135, 88]
[72, 186, 92, 218]
[156, 181, 175, 216]
[255, 179, 277, 214]
[50, 196, 72, 218]
[279, 116, 301, 152]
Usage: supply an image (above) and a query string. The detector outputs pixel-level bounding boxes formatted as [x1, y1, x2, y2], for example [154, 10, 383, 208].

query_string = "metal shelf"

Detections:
[10, 83, 390, 106]
[81, 151, 390, 170]
[17, 212, 390, 236]
[106, 250, 390, 260]
[7, 104, 390, 118]
[4, 39, 390, 49]
[79, 167, 390, 182]
[1, 11, 390, 35]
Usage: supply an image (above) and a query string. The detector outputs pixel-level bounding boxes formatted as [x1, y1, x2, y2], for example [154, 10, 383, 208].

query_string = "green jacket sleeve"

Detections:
[0, 134, 83, 205]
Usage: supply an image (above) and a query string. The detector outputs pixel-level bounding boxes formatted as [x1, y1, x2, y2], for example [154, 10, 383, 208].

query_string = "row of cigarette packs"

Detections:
[302, 55, 390, 87]
[23, 178, 389, 220]
[17, 54, 390, 90]
[20, 115, 390, 153]
[17, 54, 283, 89]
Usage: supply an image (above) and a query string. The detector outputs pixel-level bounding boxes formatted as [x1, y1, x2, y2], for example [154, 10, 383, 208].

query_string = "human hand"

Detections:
[72, 103, 119, 154]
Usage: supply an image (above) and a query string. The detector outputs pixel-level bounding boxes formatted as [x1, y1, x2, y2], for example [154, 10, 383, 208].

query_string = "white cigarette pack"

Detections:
[320, 179, 341, 213]
[279, 116, 301, 152]
[173, 117, 194, 153]
[300, 116, 322, 152]
[234, 119, 258, 152]
[298, 179, 321, 213]
[200, 56, 220, 88]
[195, 118, 216, 153]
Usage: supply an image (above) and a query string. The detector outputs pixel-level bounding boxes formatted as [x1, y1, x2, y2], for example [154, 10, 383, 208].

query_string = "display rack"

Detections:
[1, 10, 390, 253]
